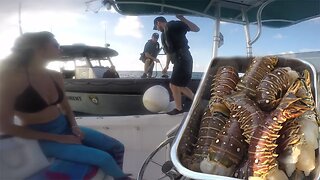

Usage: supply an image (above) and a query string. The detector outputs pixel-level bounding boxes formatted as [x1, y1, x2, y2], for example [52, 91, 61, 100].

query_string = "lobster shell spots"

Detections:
[193, 110, 228, 156]
[223, 92, 265, 144]
[236, 56, 278, 99]
[189, 110, 228, 171]
[256, 67, 298, 111]
[233, 159, 249, 179]
[248, 79, 311, 178]
[209, 66, 239, 116]
[208, 117, 247, 168]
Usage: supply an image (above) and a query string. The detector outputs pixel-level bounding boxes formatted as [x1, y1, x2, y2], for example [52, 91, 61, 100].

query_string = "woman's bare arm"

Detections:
[0, 73, 60, 141]
[52, 72, 77, 127]
[53, 71, 84, 139]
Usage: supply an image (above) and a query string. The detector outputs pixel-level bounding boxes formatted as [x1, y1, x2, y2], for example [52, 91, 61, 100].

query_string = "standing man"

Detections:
[140, 33, 160, 78]
[153, 15, 200, 115]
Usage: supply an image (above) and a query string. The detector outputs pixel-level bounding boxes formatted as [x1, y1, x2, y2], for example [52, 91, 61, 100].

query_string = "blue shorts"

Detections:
[28, 114, 126, 179]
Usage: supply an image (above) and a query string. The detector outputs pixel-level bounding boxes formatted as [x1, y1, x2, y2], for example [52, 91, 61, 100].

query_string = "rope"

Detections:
[151, 61, 165, 78]
[153, 62, 158, 78]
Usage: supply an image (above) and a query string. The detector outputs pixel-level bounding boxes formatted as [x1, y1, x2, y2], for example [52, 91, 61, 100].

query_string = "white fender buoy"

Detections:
[143, 85, 170, 113]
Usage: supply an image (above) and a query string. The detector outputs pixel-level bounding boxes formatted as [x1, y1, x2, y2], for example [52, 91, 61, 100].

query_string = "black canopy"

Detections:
[110, 0, 320, 28]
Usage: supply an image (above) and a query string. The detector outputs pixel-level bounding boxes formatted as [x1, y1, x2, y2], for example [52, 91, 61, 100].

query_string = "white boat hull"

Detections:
[67, 92, 150, 116]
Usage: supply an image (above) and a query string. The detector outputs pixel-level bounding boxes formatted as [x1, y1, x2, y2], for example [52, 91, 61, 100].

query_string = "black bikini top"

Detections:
[14, 71, 64, 113]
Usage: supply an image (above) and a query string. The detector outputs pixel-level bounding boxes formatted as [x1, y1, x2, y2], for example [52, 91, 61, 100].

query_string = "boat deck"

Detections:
[76, 113, 187, 179]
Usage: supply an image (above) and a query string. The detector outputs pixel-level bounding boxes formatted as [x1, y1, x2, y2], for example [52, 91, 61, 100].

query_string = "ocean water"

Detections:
[117, 71, 204, 79]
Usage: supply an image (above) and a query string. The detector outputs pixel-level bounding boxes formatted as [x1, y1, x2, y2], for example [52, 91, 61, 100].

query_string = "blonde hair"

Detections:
[1, 31, 55, 71]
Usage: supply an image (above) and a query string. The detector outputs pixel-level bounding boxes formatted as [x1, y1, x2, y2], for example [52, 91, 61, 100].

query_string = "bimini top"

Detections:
[107, 0, 320, 28]
[60, 45, 118, 59]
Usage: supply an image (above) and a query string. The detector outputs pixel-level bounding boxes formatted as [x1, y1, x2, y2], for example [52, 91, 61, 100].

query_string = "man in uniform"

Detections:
[140, 33, 160, 78]
[153, 15, 200, 115]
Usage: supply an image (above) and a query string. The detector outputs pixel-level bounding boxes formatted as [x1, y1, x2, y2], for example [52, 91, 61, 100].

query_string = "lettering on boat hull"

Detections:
[68, 96, 82, 101]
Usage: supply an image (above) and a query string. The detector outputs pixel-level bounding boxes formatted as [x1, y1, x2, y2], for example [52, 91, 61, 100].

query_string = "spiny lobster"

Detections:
[236, 56, 278, 99]
[189, 109, 228, 171]
[276, 118, 302, 177]
[233, 158, 249, 179]
[248, 79, 311, 179]
[223, 92, 265, 144]
[256, 67, 299, 111]
[294, 70, 319, 176]
[209, 66, 239, 116]
[183, 66, 239, 172]
[274, 70, 318, 177]
[179, 100, 205, 169]
[200, 117, 247, 176]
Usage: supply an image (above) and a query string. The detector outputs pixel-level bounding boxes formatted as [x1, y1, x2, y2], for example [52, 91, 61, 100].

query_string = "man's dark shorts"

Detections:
[170, 50, 193, 87]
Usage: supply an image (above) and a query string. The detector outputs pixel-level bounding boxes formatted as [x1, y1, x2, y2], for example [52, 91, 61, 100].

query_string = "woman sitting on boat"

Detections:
[0, 31, 130, 179]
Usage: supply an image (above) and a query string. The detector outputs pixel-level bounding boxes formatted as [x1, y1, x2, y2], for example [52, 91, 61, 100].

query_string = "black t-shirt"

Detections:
[161, 21, 190, 54]
[143, 40, 160, 58]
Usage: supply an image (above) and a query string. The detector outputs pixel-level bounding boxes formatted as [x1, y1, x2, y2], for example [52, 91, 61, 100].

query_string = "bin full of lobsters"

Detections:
[170, 56, 319, 180]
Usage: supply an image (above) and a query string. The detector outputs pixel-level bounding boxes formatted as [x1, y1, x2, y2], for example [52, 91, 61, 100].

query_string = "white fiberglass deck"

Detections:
[76, 113, 186, 179]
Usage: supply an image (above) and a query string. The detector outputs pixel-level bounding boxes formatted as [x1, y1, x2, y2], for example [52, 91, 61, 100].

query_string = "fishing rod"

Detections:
[18, 2, 23, 35]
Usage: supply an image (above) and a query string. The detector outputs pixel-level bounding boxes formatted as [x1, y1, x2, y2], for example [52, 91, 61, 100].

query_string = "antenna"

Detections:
[18, 2, 23, 35]
[104, 22, 107, 45]
[104, 22, 110, 47]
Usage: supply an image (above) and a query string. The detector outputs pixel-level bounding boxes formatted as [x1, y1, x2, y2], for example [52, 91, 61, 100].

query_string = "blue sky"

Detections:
[0, 0, 319, 72]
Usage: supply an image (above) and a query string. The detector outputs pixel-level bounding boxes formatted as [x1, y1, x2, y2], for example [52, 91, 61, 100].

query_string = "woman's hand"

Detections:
[71, 126, 84, 140]
[54, 135, 82, 144]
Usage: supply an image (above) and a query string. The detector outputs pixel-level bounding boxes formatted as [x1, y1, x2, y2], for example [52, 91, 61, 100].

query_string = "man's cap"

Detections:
[153, 16, 167, 30]
[152, 33, 159, 39]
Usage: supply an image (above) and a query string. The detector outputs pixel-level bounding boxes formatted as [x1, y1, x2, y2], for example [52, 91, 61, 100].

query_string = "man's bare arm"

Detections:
[176, 15, 200, 32]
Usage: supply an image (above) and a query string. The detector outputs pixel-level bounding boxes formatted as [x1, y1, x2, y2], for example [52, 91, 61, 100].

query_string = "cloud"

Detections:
[0, 0, 89, 35]
[0, 0, 89, 59]
[114, 16, 144, 38]
[21, 11, 86, 32]
[273, 33, 285, 39]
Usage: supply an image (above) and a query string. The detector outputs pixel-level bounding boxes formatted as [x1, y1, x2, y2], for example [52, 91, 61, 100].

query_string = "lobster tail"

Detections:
[236, 56, 278, 99]
[179, 101, 205, 167]
[208, 117, 247, 167]
[223, 92, 265, 144]
[209, 66, 239, 116]
[248, 79, 311, 179]
[256, 67, 299, 111]
[200, 117, 247, 176]
[190, 110, 228, 171]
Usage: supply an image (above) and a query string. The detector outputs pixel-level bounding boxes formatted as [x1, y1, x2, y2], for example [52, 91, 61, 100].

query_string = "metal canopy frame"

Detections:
[104, 0, 283, 58]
